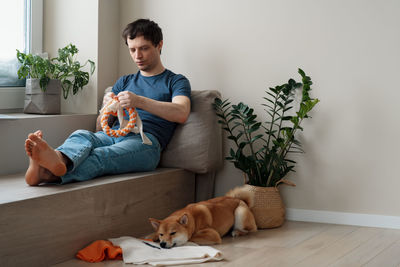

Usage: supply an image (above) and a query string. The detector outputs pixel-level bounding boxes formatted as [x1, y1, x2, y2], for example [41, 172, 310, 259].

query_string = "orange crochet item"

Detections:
[101, 93, 137, 137]
[76, 240, 122, 262]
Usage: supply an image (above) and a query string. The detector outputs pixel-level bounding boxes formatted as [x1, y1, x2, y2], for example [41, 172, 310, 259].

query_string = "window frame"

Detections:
[0, 0, 43, 112]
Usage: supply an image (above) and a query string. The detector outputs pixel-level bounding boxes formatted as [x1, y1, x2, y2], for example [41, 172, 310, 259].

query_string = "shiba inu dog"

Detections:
[148, 186, 257, 248]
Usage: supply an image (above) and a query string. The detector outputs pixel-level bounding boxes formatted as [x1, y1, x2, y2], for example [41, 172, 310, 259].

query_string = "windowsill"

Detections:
[0, 112, 97, 120]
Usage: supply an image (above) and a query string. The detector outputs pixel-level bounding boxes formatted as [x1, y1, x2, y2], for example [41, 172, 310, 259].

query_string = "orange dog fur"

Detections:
[148, 187, 257, 248]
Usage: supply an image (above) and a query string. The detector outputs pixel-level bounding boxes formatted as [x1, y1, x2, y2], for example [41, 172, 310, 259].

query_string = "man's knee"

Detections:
[70, 129, 94, 138]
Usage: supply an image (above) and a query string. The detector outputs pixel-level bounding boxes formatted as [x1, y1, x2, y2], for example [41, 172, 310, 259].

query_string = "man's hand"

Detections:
[115, 91, 190, 124]
[117, 91, 138, 109]
[103, 92, 114, 106]
[96, 92, 115, 132]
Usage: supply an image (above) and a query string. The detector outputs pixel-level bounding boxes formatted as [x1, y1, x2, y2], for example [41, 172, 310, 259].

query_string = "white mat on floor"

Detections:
[109, 236, 224, 266]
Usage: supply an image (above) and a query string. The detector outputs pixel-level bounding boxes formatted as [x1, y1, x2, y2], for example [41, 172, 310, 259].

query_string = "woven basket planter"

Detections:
[243, 184, 285, 229]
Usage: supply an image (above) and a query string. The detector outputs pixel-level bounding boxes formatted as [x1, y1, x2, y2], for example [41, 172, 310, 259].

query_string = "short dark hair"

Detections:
[122, 19, 163, 47]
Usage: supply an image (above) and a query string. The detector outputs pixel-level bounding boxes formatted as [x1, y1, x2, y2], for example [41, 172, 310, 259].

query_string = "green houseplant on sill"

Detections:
[16, 44, 95, 114]
[214, 69, 319, 228]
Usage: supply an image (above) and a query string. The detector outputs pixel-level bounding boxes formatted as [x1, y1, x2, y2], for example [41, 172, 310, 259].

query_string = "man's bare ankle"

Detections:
[55, 150, 71, 168]
[40, 167, 61, 183]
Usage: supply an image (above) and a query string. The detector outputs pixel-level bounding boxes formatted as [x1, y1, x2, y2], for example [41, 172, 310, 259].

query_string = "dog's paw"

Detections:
[231, 229, 248, 237]
[231, 230, 240, 238]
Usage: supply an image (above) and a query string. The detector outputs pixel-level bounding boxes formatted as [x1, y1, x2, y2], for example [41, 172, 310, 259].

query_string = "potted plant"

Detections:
[214, 69, 319, 228]
[16, 43, 95, 114]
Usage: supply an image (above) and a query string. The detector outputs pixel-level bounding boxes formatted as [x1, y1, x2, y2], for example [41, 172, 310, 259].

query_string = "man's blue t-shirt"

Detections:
[112, 69, 191, 149]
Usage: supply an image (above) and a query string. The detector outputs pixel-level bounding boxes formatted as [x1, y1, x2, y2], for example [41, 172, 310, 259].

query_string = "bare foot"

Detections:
[26, 132, 67, 176]
[25, 130, 42, 157]
[25, 131, 62, 186]
[25, 131, 43, 186]
[26, 158, 61, 185]
[25, 157, 41, 186]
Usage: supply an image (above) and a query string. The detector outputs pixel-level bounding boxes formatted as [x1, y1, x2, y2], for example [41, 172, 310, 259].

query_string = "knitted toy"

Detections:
[101, 93, 137, 137]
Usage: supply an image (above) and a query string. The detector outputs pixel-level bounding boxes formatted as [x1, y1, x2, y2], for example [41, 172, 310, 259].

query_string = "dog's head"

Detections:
[149, 214, 191, 248]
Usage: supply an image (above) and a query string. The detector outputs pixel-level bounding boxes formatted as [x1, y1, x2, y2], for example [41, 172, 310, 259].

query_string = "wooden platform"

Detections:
[0, 168, 195, 267]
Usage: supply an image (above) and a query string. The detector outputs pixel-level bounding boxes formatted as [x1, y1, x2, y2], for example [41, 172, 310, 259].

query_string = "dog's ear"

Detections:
[149, 218, 160, 230]
[179, 214, 188, 225]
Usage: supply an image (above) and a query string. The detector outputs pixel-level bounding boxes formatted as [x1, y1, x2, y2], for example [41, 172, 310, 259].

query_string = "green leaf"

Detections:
[266, 92, 277, 99]
[250, 134, 263, 143]
[261, 104, 274, 110]
[285, 99, 294, 105]
[298, 68, 305, 77]
[239, 142, 247, 149]
[248, 122, 261, 132]
[282, 116, 292, 121]
[229, 148, 236, 158]
[245, 114, 257, 124]
[88, 60, 96, 75]
[262, 97, 275, 105]
[231, 123, 241, 131]
[227, 136, 237, 142]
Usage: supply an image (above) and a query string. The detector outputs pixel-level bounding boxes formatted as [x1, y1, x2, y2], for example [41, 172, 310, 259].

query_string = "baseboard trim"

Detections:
[286, 208, 400, 230]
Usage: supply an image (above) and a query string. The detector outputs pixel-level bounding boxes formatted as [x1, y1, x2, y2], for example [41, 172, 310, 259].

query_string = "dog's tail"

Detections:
[225, 186, 255, 208]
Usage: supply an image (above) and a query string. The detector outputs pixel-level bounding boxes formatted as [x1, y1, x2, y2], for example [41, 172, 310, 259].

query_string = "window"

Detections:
[0, 0, 42, 111]
[0, 0, 26, 87]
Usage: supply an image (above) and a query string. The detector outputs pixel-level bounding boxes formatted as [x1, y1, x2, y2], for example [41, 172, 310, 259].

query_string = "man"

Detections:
[24, 19, 191, 186]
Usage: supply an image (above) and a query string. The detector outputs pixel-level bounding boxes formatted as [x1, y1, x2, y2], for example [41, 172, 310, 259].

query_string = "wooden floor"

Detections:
[54, 221, 400, 267]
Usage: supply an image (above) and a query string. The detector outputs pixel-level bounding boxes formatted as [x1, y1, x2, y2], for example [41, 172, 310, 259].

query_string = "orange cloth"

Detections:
[76, 240, 123, 262]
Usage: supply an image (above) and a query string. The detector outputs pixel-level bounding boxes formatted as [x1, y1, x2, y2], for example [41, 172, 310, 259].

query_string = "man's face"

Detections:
[127, 35, 162, 73]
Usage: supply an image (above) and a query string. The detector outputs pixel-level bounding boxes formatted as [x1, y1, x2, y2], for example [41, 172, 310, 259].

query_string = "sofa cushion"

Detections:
[160, 90, 223, 173]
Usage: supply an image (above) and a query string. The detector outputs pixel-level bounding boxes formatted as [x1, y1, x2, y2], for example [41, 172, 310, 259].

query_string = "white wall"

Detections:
[44, 0, 120, 113]
[98, 0, 120, 108]
[43, 0, 99, 114]
[118, 0, 400, 217]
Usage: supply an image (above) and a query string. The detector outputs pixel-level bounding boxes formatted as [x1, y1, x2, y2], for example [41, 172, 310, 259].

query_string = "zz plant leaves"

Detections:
[214, 69, 319, 187]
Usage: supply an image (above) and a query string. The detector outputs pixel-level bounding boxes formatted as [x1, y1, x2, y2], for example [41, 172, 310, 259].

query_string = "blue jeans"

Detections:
[56, 130, 161, 184]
